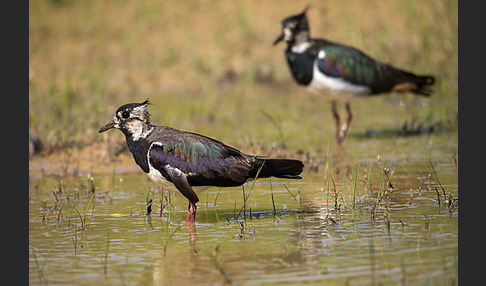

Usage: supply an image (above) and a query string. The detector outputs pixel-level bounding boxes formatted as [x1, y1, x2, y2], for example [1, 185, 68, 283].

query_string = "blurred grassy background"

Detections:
[29, 0, 457, 165]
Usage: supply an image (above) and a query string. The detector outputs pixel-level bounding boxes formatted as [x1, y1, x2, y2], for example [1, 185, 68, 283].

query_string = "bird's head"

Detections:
[273, 6, 310, 46]
[99, 99, 152, 141]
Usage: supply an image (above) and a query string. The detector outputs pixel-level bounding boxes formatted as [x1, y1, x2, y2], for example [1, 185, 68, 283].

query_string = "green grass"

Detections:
[233, 157, 266, 222]
[30, 247, 47, 285]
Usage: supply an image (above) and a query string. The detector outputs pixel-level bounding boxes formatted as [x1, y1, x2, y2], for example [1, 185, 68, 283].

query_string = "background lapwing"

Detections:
[273, 7, 435, 146]
[99, 99, 304, 224]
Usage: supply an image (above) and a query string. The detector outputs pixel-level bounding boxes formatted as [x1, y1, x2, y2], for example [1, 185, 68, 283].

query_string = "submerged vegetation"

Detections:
[29, 152, 458, 284]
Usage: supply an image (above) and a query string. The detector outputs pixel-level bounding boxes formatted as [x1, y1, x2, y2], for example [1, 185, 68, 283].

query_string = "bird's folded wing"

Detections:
[315, 45, 378, 85]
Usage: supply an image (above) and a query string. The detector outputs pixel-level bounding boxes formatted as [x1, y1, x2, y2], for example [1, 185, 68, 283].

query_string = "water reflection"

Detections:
[30, 163, 457, 285]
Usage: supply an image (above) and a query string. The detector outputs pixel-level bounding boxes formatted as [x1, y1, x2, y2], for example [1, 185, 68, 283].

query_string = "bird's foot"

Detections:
[185, 202, 197, 242]
[185, 201, 197, 224]
[335, 103, 352, 146]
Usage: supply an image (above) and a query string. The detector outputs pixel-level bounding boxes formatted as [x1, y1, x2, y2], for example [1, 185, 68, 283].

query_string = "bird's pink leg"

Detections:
[185, 201, 197, 243]
[331, 101, 341, 144]
[337, 103, 352, 146]
[186, 201, 197, 224]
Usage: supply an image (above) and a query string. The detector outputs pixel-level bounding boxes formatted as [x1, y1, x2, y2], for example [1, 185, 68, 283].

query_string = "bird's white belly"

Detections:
[147, 164, 210, 194]
[147, 164, 173, 188]
[307, 61, 371, 97]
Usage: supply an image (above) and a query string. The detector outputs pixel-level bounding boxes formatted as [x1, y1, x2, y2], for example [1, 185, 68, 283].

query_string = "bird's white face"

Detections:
[273, 15, 307, 46]
[123, 117, 151, 141]
[282, 21, 299, 42]
[99, 100, 153, 141]
[283, 26, 294, 42]
[110, 115, 121, 129]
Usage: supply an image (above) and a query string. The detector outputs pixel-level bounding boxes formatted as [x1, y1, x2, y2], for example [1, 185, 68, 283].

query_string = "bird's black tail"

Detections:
[395, 69, 435, 96]
[252, 158, 304, 180]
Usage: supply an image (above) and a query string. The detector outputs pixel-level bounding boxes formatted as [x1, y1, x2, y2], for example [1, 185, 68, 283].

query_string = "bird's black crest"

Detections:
[116, 98, 151, 113]
[282, 5, 311, 31]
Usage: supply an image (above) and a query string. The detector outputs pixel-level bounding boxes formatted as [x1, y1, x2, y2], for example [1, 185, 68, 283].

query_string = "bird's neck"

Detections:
[124, 129, 153, 173]
[287, 31, 313, 54]
[123, 121, 154, 142]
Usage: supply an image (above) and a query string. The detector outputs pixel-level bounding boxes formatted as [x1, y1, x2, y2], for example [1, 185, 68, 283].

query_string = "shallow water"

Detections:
[29, 148, 457, 285]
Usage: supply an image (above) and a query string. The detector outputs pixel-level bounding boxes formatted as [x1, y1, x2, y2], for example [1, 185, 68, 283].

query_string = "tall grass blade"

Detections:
[270, 178, 276, 217]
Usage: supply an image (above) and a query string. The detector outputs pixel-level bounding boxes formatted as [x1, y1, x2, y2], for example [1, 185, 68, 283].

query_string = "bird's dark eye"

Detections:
[121, 111, 130, 119]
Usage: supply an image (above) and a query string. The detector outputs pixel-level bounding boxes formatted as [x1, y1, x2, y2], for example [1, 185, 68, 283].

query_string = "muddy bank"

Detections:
[29, 142, 137, 179]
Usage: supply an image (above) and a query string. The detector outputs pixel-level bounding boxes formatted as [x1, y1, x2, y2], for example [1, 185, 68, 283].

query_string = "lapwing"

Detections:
[99, 100, 304, 224]
[273, 7, 435, 145]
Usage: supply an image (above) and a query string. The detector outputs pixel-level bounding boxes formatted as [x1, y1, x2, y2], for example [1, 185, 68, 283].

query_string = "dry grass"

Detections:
[29, 0, 458, 165]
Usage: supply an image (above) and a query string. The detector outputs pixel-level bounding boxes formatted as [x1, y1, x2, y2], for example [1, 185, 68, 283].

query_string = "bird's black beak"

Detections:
[273, 32, 284, 45]
[99, 120, 116, 133]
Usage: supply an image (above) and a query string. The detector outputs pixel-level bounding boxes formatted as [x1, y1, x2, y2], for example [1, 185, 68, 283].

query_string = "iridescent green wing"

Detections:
[313, 44, 385, 86]
[148, 132, 253, 188]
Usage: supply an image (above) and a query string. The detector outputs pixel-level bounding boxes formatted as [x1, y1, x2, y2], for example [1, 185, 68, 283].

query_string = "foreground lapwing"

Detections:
[99, 100, 304, 224]
[273, 7, 435, 145]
